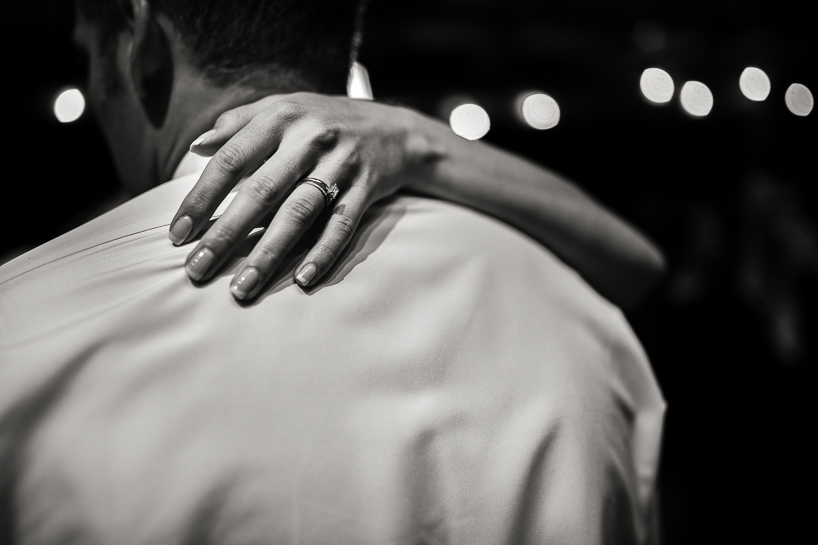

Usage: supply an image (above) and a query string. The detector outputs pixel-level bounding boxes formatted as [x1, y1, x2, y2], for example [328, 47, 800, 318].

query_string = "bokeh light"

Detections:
[739, 67, 770, 101]
[54, 88, 85, 123]
[449, 104, 491, 140]
[519, 93, 560, 130]
[680, 81, 713, 117]
[785, 83, 813, 116]
[640, 68, 674, 104]
[347, 61, 374, 100]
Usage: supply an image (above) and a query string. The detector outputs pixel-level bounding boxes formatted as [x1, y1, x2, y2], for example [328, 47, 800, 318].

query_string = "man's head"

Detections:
[74, 0, 362, 194]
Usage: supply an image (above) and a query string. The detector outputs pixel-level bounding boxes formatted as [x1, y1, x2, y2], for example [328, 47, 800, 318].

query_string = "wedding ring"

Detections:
[298, 177, 340, 207]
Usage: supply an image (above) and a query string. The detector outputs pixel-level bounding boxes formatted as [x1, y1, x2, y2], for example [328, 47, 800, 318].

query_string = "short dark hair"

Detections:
[78, 0, 364, 94]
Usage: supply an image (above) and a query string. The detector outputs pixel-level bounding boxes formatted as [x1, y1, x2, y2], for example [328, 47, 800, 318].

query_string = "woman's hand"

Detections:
[171, 91, 664, 308]
[169, 93, 433, 300]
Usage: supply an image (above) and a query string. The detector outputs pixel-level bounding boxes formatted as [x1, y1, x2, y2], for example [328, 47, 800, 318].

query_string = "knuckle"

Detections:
[180, 193, 208, 218]
[271, 100, 307, 123]
[338, 146, 361, 168]
[250, 244, 281, 269]
[312, 242, 339, 264]
[204, 222, 241, 248]
[289, 91, 311, 102]
[306, 120, 339, 149]
[183, 203, 208, 223]
[215, 145, 246, 174]
[243, 175, 283, 209]
[282, 197, 317, 224]
[331, 212, 357, 239]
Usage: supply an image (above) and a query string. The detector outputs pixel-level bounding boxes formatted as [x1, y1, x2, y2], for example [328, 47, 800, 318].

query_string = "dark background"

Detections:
[6, 1, 816, 542]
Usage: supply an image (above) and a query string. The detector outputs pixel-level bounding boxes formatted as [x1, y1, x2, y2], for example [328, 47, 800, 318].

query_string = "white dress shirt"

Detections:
[0, 158, 665, 544]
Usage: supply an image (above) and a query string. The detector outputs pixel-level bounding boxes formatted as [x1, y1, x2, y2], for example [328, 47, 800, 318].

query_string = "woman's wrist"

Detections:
[397, 107, 450, 194]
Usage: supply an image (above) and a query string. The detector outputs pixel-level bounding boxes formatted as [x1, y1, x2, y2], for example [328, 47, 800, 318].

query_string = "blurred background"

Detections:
[5, 0, 816, 541]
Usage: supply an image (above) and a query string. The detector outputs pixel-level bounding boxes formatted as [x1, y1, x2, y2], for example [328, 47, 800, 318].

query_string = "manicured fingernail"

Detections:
[231, 267, 260, 299]
[186, 247, 214, 280]
[169, 215, 193, 245]
[295, 263, 317, 286]
[189, 129, 215, 150]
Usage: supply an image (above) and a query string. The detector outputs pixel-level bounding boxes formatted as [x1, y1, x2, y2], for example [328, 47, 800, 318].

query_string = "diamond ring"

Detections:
[298, 177, 340, 208]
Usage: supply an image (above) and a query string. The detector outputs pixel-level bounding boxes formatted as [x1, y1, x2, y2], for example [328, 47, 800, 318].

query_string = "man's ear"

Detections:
[128, 0, 173, 128]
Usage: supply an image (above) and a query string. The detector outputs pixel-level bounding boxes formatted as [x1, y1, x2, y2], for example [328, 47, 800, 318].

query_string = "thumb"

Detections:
[189, 95, 285, 156]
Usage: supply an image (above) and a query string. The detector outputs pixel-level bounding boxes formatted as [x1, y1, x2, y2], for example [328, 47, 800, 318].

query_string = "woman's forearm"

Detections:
[404, 110, 665, 310]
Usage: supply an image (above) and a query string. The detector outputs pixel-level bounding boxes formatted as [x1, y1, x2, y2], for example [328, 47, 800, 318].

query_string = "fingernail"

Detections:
[189, 129, 215, 150]
[295, 263, 317, 286]
[186, 247, 215, 281]
[231, 267, 260, 299]
[169, 215, 193, 245]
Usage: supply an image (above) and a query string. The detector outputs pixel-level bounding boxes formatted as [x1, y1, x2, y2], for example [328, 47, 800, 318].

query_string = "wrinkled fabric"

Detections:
[0, 167, 665, 545]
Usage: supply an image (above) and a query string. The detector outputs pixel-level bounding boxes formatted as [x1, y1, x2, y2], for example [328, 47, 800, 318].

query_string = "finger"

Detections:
[188, 95, 287, 156]
[229, 181, 336, 300]
[293, 185, 368, 288]
[170, 100, 310, 246]
[183, 133, 319, 283]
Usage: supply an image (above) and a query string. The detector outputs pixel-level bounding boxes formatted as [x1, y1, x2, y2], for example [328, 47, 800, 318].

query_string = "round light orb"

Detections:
[785, 83, 813, 116]
[680, 81, 713, 117]
[640, 68, 674, 104]
[449, 103, 490, 140]
[54, 88, 86, 123]
[520, 93, 560, 130]
[739, 67, 771, 101]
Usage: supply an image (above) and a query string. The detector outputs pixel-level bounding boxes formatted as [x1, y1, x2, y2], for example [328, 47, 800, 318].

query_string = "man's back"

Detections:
[0, 172, 664, 544]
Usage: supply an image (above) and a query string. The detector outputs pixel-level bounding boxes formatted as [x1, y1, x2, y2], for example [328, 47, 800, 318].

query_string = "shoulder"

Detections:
[0, 174, 200, 346]
[0, 190, 622, 357]
[381, 194, 625, 320]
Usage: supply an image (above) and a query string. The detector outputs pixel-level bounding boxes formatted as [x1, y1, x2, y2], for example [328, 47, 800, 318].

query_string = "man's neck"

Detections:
[153, 72, 278, 186]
